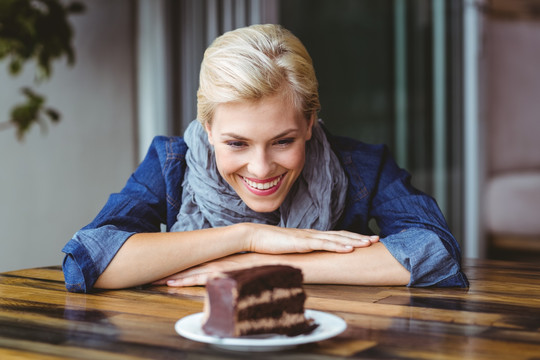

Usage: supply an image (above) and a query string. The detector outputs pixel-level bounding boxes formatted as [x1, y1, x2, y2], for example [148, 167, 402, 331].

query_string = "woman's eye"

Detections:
[226, 141, 247, 148]
[275, 138, 294, 146]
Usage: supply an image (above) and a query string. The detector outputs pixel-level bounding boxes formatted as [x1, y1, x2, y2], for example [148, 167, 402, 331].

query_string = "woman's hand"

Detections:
[152, 253, 258, 287]
[243, 223, 379, 254]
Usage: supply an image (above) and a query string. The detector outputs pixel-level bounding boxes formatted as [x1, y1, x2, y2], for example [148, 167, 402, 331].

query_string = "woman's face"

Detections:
[206, 94, 313, 213]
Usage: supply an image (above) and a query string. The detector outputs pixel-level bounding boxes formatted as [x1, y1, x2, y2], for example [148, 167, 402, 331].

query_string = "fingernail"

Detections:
[370, 235, 379, 240]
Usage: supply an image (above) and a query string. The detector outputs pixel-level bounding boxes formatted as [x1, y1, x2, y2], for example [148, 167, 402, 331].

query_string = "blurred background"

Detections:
[1, 0, 539, 272]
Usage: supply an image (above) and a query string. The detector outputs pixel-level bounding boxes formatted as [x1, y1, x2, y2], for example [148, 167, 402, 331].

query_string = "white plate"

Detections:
[174, 309, 347, 352]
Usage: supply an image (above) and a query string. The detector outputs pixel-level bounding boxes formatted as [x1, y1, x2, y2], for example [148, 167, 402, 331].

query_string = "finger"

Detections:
[304, 229, 379, 243]
[306, 234, 381, 252]
[309, 234, 375, 248]
[152, 274, 181, 285]
[331, 231, 380, 243]
[303, 238, 355, 253]
[167, 273, 208, 287]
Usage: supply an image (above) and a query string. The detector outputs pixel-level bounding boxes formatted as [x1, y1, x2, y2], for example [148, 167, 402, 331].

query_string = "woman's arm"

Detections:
[290, 242, 410, 285]
[94, 226, 244, 289]
[333, 140, 468, 287]
[156, 241, 408, 287]
[94, 223, 380, 289]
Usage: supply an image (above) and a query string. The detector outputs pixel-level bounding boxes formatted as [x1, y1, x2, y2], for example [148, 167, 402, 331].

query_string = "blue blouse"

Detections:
[62, 134, 469, 292]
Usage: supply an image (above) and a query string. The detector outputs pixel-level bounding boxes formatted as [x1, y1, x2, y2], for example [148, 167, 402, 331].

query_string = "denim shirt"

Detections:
[62, 134, 469, 292]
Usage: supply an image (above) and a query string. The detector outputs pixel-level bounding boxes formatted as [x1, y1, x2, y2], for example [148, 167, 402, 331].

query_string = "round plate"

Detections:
[174, 309, 347, 352]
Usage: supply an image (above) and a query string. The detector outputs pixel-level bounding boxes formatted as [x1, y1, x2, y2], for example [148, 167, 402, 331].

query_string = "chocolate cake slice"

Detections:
[202, 265, 317, 337]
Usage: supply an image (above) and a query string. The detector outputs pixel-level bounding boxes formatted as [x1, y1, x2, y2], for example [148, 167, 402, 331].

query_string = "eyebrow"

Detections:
[221, 128, 298, 141]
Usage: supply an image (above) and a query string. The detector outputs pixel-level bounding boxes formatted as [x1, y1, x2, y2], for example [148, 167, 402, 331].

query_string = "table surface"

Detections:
[1, 259, 539, 359]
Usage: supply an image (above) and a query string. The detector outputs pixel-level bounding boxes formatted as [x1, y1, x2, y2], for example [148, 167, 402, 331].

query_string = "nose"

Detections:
[247, 147, 274, 179]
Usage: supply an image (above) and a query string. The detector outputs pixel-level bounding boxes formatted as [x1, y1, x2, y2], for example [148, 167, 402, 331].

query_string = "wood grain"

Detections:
[1, 259, 539, 359]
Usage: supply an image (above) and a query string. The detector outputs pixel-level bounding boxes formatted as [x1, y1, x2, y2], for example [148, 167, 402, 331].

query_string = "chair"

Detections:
[482, 15, 540, 260]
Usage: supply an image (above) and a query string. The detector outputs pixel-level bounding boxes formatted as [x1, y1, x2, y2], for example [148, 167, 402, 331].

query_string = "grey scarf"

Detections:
[170, 120, 348, 232]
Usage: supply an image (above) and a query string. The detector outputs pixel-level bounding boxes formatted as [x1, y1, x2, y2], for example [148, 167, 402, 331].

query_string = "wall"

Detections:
[0, 1, 137, 272]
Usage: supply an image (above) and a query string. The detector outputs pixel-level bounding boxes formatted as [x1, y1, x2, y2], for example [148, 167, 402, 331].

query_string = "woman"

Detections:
[62, 24, 468, 293]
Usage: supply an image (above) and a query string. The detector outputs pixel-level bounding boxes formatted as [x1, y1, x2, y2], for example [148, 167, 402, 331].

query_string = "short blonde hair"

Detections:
[197, 24, 320, 126]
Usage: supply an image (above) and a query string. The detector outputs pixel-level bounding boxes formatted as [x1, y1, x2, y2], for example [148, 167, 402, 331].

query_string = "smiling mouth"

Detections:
[242, 174, 284, 190]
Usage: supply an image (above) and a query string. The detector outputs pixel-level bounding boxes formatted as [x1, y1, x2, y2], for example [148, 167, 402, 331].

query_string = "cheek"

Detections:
[213, 148, 239, 178]
[279, 146, 306, 171]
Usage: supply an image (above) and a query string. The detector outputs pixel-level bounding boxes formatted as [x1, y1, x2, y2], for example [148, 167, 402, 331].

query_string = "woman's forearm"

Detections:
[254, 242, 410, 286]
[94, 224, 248, 289]
[303, 243, 409, 285]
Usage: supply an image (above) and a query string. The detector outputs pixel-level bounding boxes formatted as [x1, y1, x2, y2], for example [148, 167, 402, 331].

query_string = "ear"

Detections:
[204, 122, 214, 145]
[305, 113, 315, 140]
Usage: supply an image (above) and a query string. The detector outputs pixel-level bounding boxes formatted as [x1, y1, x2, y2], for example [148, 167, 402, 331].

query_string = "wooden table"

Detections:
[1, 259, 539, 359]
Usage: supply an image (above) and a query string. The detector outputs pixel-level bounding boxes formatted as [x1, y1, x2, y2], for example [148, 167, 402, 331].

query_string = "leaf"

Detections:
[45, 108, 60, 122]
[21, 87, 44, 104]
[9, 86, 58, 141]
[9, 58, 22, 74]
[11, 102, 38, 140]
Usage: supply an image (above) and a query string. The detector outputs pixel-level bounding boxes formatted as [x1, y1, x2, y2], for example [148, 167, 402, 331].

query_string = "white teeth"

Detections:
[243, 175, 282, 190]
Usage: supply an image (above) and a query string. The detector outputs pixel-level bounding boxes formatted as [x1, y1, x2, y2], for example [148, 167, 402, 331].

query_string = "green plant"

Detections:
[0, 0, 84, 140]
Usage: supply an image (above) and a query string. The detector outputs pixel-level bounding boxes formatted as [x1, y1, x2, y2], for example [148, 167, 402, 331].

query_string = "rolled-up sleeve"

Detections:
[381, 228, 469, 287]
[370, 148, 468, 287]
[62, 226, 136, 292]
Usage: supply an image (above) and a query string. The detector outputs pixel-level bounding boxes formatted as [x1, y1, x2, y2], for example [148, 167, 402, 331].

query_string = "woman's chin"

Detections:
[243, 199, 281, 214]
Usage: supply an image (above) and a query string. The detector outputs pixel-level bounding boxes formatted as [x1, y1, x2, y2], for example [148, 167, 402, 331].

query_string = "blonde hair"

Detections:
[197, 24, 320, 126]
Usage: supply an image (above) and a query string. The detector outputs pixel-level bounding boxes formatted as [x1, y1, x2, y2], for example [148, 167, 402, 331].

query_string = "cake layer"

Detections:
[236, 313, 317, 336]
[237, 293, 306, 320]
[236, 287, 304, 310]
